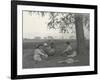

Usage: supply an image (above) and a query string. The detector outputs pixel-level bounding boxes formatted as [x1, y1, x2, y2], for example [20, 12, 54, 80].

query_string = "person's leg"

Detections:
[61, 51, 67, 56]
[67, 51, 77, 57]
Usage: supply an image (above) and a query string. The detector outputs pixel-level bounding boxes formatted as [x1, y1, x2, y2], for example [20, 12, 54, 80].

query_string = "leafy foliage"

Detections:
[47, 12, 75, 33]
[28, 11, 89, 33]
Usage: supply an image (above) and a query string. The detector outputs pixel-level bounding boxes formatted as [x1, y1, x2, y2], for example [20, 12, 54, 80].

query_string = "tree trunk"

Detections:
[75, 14, 86, 55]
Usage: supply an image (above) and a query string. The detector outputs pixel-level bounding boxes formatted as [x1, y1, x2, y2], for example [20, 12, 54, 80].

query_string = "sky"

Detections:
[23, 11, 89, 39]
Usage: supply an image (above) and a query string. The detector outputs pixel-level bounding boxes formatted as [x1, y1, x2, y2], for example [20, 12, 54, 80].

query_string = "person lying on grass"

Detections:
[62, 42, 77, 57]
[58, 58, 79, 64]
[33, 44, 48, 63]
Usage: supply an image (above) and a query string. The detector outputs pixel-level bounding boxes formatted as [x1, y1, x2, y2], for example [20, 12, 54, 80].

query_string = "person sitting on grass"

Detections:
[62, 42, 77, 57]
[33, 44, 48, 63]
[43, 42, 55, 56]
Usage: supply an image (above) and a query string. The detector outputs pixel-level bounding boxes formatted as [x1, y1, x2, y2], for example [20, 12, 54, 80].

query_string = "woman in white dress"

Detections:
[63, 42, 77, 57]
[33, 44, 48, 62]
[63, 42, 72, 54]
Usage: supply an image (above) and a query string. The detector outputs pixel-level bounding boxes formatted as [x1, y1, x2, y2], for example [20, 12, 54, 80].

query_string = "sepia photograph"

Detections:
[22, 11, 90, 69]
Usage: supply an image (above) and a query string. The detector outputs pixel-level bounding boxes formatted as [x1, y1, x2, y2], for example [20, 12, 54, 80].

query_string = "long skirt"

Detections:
[33, 55, 42, 61]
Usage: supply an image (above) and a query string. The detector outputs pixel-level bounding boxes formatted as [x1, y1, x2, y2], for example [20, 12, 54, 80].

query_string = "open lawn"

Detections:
[22, 39, 89, 69]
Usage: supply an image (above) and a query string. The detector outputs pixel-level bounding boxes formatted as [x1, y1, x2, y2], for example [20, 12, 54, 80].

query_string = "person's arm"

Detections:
[38, 50, 48, 57]
[65, 46, 72, 51]
[63, 48, 68, 53]
[38, 50, 45, 55]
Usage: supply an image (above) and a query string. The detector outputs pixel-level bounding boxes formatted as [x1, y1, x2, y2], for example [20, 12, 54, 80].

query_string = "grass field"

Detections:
[22, 39, 89, 69]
